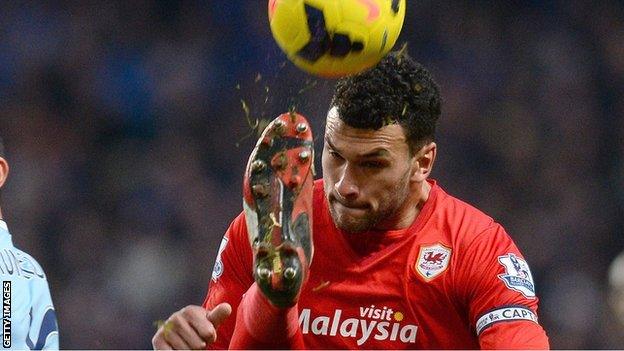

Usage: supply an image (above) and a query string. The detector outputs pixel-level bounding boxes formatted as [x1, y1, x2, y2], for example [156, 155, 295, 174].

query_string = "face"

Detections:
[322, 107, 418, 233]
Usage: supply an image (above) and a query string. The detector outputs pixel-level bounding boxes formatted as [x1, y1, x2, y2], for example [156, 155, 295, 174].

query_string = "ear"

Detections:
[410, 142, 436, 182]
[0, 157, 9, 189]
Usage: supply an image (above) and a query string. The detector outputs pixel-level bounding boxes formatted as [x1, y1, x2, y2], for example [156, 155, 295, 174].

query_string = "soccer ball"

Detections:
[268, 0, 406, 78]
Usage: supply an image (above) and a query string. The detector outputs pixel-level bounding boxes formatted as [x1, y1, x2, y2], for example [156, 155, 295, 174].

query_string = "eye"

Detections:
[329, 150, 344, 160]
[361, 161, 385, 169]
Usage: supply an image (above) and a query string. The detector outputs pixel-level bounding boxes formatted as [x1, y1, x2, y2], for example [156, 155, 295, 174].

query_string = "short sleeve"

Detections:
[455, 224, 549, 349]
[202, 212, 254, 349]
[31, 278, 59, 350]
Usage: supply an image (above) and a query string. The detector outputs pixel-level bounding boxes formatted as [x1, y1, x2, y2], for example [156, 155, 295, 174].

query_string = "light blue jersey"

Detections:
[0, 221, 58, 350]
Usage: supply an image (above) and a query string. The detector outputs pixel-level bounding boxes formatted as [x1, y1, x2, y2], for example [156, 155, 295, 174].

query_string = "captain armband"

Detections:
[475, 305, 538, 335]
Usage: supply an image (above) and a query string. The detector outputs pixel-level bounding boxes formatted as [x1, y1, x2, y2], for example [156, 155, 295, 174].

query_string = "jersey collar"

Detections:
[0, 220, 7, 232]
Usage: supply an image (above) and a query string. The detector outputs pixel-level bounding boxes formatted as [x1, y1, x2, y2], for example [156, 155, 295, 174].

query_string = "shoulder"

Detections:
[428, 182, 522, 258]
[0, 245, 56, 325]
[0, 244, 49, 282]
[432, 183, 499, 241]
[223, 211, 249, 247]
[313, 178, 324, 198]
[313, 179, 326, 214]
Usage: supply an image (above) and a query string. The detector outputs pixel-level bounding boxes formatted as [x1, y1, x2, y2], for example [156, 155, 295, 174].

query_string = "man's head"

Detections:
[322, 51, 441, 233]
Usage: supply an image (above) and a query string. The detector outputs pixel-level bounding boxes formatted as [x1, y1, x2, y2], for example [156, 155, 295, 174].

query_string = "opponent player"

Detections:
[0, 137, 59, 350]
[152, 51, 550, 349]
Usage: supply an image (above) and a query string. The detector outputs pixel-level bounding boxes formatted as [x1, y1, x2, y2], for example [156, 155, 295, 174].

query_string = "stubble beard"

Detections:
[327, 171, 412, 234]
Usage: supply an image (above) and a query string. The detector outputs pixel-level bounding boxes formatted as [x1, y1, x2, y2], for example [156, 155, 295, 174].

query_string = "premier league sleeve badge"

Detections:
[497, 253, 536, 298]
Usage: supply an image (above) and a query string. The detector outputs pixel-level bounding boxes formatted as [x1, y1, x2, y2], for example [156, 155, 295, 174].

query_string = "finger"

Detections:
[152, 329, 173, 350]
[179, 306, 218, 345]
[174, 317, 208, 350]
[163, 325, 192, 351]
[206, 303, 232, 328]
[188, 314, 217, 345]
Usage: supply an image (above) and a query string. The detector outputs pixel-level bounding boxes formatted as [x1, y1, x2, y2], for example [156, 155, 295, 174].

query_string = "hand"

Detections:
[152, 303, 232, 350]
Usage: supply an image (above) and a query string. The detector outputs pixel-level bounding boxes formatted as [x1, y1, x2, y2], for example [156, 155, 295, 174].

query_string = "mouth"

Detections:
[331, 199, 369, 216]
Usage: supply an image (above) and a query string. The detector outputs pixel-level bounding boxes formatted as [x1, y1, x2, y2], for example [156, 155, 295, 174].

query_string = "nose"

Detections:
[334, 166, 359, 201]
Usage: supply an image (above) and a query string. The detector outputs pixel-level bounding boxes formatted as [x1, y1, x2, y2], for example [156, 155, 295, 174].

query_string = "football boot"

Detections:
[242, 112, 314, 308]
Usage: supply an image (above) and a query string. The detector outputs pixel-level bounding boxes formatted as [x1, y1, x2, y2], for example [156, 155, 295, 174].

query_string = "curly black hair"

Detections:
[331, 50, 441, 154]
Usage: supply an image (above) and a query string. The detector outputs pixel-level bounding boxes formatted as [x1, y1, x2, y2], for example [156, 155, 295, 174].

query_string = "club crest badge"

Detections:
[497, 253, 536, 298]
[416, 243, 452, 281]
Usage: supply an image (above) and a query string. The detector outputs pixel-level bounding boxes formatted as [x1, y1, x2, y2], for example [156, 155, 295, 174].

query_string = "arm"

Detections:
[205, 213, 305, 349]
[154, 210, 307, 350]
[202, 213, 255, 349]
[153, 213, 254, 350]
[28, 278, 59, 350]
[455, 225, 549, 349]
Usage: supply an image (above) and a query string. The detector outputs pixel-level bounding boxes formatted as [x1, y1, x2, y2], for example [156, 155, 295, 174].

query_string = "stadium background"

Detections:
[0, 1, 623, 348]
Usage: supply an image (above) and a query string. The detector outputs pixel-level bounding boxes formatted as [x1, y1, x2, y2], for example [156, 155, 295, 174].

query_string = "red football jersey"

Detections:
[204, 179, 549, 349]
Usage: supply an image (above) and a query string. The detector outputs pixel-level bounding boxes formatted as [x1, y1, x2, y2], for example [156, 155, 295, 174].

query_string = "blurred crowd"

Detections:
[0, 1, 622, 348]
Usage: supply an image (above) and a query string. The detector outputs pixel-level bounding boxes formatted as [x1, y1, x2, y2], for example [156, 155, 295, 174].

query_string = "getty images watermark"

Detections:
[2, 281, 10, 348]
